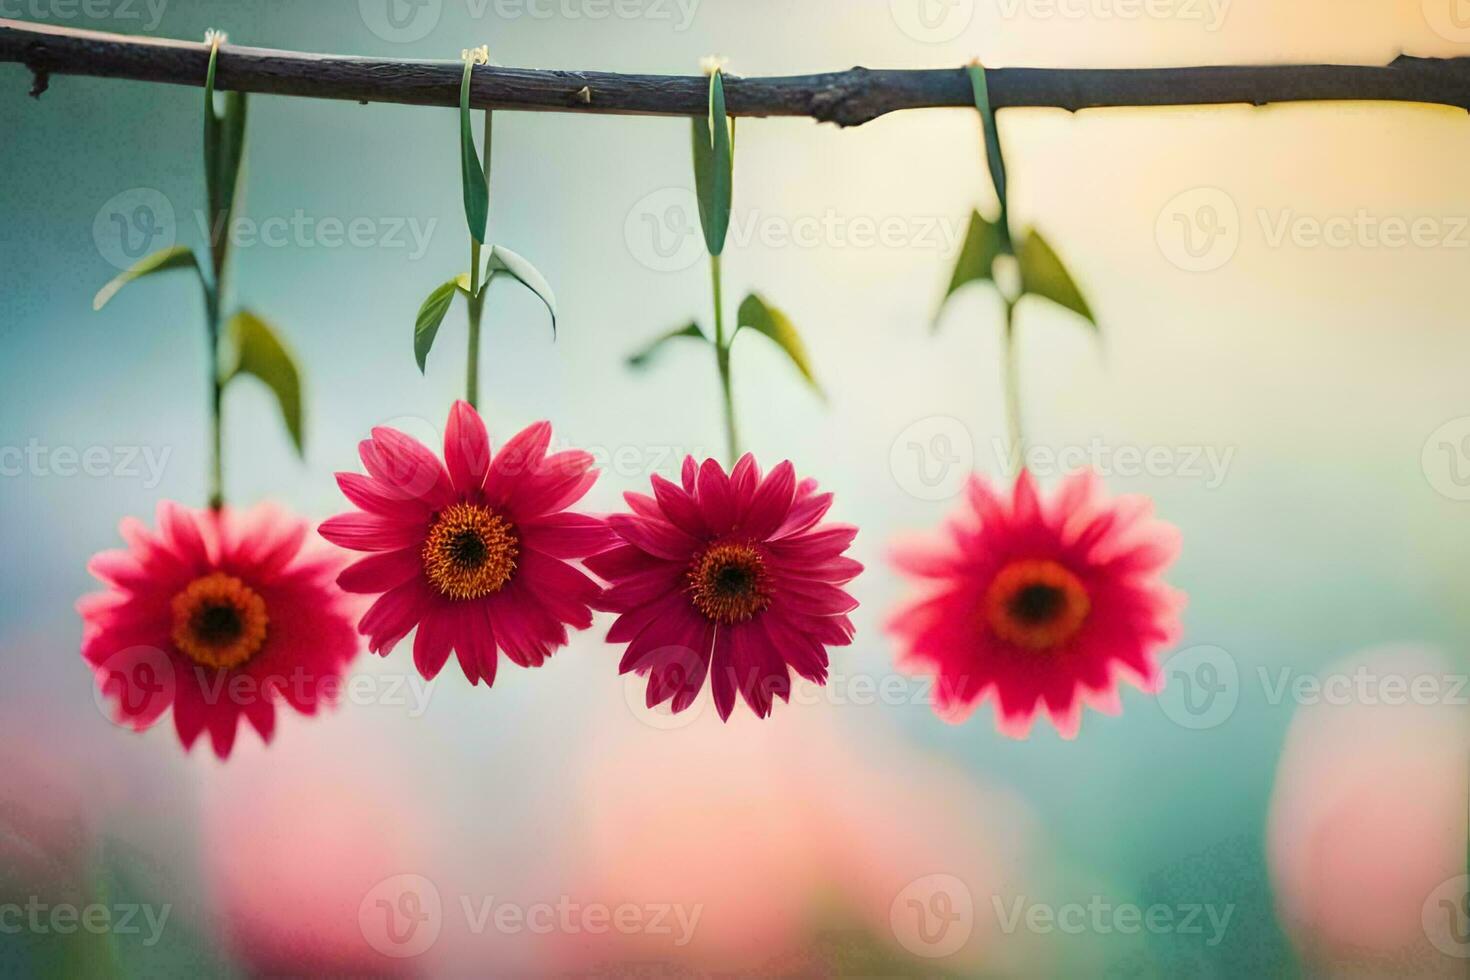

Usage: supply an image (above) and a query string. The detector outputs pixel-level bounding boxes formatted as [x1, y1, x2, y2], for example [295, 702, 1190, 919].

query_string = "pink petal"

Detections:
[319, 513, 423, 553]
[444, 399, 492, 495]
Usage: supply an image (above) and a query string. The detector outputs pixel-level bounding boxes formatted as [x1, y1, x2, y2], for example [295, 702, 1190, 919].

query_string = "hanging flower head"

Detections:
[591, 455, 861, 720]
[887, 469, 1184, 739]
[321, 401, 612, 684]
[79, 502, 360, 758]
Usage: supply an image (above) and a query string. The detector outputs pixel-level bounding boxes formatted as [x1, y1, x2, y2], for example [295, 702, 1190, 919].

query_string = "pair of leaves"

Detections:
[692, 69, 734, 256]
[460, 55, 491, 244]
[627, 293, 823, 400]
[939, 210, 1095, 325]
[413, 246, 557, 372]
[203, 40, 248, 279]
[93, 246, 304, 456]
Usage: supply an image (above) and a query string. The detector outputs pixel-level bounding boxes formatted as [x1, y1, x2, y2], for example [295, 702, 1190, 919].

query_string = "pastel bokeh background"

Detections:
[2, 0, 1469, 975]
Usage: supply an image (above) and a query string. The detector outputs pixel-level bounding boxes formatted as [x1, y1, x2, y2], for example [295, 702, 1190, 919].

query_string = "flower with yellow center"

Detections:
[422, 502, 519, 601]
[688, 541, 771, 624]
[170, 572, 269, 670]
[983, 559, 1091, 651]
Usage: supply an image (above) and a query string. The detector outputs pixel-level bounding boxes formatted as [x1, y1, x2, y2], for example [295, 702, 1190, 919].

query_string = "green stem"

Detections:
[710, 254, 739, 465]
[205, 284, 224, 510]
[1001, 298, 1024, 476]
[465, 111, 492, 410]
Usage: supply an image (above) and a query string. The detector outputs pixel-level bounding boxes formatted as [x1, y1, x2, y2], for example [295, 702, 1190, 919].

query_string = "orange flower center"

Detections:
[688, 542, 771, 624]
[170, 573, 269, 670]
[984, 559, 1091, 651]
[423, 503, 518, 601]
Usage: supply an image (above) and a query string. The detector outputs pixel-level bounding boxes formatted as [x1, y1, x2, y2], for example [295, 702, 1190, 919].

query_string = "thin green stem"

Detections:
[710, 254, 739, 466]
[465, 110, 493, 411]
[1001, 298, 1024, 476]
[205, 283, 224, 510]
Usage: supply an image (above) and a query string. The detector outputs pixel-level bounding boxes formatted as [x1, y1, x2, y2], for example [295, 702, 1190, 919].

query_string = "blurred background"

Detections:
[2, 0, 1469, 975]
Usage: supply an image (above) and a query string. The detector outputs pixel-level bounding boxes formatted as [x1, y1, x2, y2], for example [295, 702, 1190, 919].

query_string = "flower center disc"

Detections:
[171, 572, 269, 669]
[984, 559, 1091, 651]
[423, 503, 518, 601]
[689, 542, 771, 624]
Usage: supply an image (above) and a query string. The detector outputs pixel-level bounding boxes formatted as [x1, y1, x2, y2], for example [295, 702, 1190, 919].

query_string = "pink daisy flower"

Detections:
[79, 502, 360, 758]
[590, 455, 862, 721]
[320, 401, 612, 684]
[887, 469, 1184, 739]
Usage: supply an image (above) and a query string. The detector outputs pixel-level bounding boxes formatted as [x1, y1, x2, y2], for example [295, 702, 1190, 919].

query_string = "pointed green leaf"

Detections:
[691, 70, 733, 256]
[93, 246, 202, 311]
[454, 271, 474, 296]
[1018, 230, 1096, 326]
[460, 58, 490, 244]
[203, 42, 248, 280]
[627, 322, 708, 369]
[225, 310, 305, 456]
[936, 210, 1006, 325]
[487, 245, 556, 335]
[735, 293, 823, 399]
[414, 278, 464, 372]
[966, 63, 1011, 253]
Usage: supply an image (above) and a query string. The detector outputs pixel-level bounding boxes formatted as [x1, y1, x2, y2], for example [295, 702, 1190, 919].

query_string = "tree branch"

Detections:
[5, 18, 1470, 126]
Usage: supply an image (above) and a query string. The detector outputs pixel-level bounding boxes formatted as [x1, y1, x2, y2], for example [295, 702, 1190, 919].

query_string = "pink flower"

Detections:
[321, 401, 612, 684]
[78, 502, 360, 758]
[887, 469, 1184, 739]
[590, 455, 861, 721]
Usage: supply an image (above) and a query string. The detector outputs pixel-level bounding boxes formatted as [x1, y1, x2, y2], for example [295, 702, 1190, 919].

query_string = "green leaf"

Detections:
[93, 246, 202, 311]
[627, 322, 708, 369]
[966, 63, 1010, 253]
[1018, 230, 1096, 326]
[691, 69, 733, 256]
[936, 210, 1006, 325]
[225, 310, 305, 456]
[487, 245, 556, 335]
[735, 293, 823, 398]
[414, 278, 464, 372]
[204, 42, 248, 279]
[460, 57, 490, 244]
